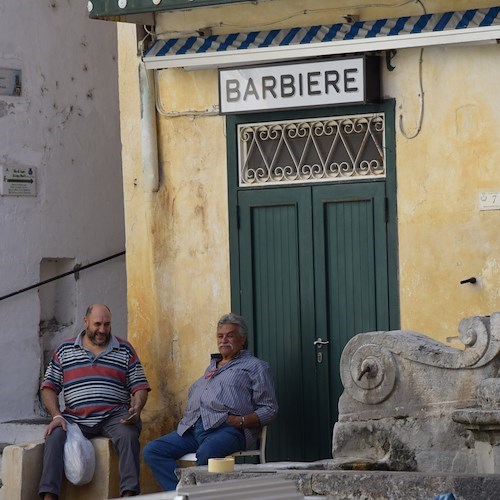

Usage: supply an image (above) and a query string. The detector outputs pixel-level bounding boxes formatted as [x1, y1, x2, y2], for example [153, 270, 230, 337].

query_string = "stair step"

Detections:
[0, 419, 49, 446]
[0, 421, 49, 498]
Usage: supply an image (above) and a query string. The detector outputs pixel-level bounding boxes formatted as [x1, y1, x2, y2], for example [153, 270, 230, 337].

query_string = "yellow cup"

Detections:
[207, 456, 235, 473]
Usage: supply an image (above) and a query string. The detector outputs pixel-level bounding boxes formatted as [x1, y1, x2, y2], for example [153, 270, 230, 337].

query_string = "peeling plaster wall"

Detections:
[118, 1, 500, 490]
[118, 25, 230, 459]
[0, 1, 126, 421]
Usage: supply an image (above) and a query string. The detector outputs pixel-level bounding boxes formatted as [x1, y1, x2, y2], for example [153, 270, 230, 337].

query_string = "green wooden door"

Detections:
[237, 181, 390, 461]
[227, 101, 399, 462]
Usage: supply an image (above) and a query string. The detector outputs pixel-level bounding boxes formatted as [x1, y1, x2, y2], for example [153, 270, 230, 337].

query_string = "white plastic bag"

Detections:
[63, 421, 96, 485]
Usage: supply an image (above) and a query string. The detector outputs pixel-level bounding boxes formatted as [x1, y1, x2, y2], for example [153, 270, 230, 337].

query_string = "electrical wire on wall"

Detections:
[139, 25, 221, 118]
[143, 0, 430, 128]
[398, 0, 426, 139]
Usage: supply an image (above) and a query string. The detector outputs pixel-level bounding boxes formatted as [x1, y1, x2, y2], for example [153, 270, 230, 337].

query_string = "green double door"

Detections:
[236, 181, 392, 461]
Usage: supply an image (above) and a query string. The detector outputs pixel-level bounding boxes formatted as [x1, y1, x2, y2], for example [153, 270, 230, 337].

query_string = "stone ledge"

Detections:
[177, 463, 500, 499]
[0, 420, 49, 446]
[1, 437, 120, 500]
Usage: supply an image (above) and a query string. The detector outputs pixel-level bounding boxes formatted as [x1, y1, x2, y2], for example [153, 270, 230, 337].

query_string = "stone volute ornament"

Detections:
[331, 312, 500, 474]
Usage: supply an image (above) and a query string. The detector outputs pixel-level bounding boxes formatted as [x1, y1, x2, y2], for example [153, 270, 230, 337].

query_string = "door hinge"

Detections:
[237, 205, 240, 229]
[384, 197, 389, 223]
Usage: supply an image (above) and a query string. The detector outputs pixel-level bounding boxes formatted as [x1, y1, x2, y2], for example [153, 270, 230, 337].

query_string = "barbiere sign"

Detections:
[219, 56, 380, 114]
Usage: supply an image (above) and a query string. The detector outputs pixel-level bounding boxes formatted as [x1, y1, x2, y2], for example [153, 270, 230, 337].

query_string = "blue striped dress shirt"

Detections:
[177, 350, 278, 449]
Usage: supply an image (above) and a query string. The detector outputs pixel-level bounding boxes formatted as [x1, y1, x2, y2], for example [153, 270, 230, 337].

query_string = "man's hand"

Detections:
[121, 389, 148, 425]
[45, 416, 67, 437]
[120, 410, 139, 425]
[226, 414, 243, 428]
[226, 412, 260, 429]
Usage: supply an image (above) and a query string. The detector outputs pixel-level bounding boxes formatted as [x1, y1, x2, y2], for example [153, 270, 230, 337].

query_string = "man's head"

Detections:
[216, 313, 249, 359]
[84, 304, 112, 347]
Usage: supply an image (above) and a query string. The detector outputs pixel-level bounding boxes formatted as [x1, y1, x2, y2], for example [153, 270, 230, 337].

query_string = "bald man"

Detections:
[39, 304, 150, 499]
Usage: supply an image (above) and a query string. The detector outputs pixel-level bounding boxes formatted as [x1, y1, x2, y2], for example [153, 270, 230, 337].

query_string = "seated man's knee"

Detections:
[142, 440, 156, 463]
[45, 426, 67, 447]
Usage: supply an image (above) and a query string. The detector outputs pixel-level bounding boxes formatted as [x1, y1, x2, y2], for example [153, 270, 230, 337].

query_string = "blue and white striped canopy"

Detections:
[143, 7, 500, 69]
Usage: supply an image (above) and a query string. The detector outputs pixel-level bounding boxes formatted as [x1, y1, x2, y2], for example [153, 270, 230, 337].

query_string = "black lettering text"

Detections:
[262, 76, 277, 99]
[243, 78, 259, 100]
[281, 74, 295, 97]
[307, 71, 321, 95]
[324, 70, 340, 94]
[226, 80, 241, 102]
[344, 68, 359, 93]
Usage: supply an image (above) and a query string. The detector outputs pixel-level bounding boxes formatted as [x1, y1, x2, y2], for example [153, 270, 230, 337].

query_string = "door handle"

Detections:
[313, 337, 330, 348]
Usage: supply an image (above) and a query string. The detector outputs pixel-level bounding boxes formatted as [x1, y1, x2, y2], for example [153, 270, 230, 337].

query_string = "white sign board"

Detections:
[479, 192, 500, 211]
[1, 166, 37, 196]
[0, 68, 21, 96]
[219, 57, 379, 114]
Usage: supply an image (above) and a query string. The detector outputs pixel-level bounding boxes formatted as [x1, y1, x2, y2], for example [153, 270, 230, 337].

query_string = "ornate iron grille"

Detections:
[238, 113, 385, 187]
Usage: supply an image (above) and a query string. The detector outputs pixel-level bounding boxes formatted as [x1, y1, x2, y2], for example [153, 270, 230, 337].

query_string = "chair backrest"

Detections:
[178, 425, 268, 464]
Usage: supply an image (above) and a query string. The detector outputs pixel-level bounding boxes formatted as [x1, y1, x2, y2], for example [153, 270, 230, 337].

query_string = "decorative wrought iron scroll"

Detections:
[238, 113, 385, 187]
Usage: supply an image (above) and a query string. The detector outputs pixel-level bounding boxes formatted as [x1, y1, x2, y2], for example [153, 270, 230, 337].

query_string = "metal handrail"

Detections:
[0, 251, 125, 302]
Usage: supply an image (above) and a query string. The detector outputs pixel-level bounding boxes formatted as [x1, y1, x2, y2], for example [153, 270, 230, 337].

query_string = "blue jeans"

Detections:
[143, 418, 245, 491]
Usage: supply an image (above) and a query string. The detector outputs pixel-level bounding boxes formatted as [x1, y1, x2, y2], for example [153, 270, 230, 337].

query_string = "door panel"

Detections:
[313, 183, 389, 431]
[238, 187, 318, 461]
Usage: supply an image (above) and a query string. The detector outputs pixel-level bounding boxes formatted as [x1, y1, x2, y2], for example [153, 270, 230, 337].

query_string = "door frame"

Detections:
[226, 99, 400, 351]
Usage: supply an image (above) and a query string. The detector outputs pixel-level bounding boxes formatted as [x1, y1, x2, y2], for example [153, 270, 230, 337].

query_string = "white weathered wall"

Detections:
[0, 1, 126, 421]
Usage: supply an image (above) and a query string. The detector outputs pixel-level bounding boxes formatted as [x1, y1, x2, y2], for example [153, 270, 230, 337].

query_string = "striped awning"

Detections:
[143, 7, 500, 69]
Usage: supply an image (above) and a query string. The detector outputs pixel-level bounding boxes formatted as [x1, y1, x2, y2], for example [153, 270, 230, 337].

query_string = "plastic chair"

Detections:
[179, 425, 268, 464]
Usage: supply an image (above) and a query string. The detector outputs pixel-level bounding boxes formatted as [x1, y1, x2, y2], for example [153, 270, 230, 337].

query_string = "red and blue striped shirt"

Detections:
[41, 332, 150, 426]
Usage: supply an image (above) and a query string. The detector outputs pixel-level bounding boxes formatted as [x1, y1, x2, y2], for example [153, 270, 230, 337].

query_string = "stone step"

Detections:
[0, 442, 8, 499]
[0, 418, 49, 496]
[0, 419, 49, 446]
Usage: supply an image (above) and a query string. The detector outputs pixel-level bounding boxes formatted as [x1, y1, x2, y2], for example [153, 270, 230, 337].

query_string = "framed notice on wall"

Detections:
[0, 166, 37, 196]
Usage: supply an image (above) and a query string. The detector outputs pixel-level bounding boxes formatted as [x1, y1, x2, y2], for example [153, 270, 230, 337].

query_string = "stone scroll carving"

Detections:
[340, 313, 500, 406]
[332, 312, 500, 474]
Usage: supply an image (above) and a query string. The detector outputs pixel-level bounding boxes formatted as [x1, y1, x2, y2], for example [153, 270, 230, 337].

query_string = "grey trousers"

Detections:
[38, 410, 142, 497]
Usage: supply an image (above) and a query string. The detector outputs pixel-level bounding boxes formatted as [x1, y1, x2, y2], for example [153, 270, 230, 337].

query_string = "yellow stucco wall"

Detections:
[118, 0, 500, 491]
[118, 22, 232, 494]
[384, 43, 500, 339]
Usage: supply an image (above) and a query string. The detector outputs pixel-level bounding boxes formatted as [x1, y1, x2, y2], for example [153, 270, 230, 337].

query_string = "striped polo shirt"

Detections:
[41, 332, 150, 426]
[177, 350, 278, 449]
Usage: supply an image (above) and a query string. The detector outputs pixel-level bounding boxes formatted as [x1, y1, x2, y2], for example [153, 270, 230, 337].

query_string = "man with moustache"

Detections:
[38, 304, 150, 499]
[143, 312, 278, 491]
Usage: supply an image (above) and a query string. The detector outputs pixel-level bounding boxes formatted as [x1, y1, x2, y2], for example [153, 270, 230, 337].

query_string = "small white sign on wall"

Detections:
[1, 166, 37, 196]
[479, 192, 500, 211]
[0, 68, 22, 96]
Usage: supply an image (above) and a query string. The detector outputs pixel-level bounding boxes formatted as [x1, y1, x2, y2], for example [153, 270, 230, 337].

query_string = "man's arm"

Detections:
[131, 388, 148, 414]
[227, 361, 278, 430]
[41, 387, 67, 435]
[41, 386, 61, 416]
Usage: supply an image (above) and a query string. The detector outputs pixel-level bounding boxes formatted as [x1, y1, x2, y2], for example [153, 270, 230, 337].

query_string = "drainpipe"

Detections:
[139, 63, 159, 192]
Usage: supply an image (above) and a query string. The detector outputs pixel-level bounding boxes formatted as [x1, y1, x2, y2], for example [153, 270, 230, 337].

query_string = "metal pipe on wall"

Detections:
[139, 62, 160, 192]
